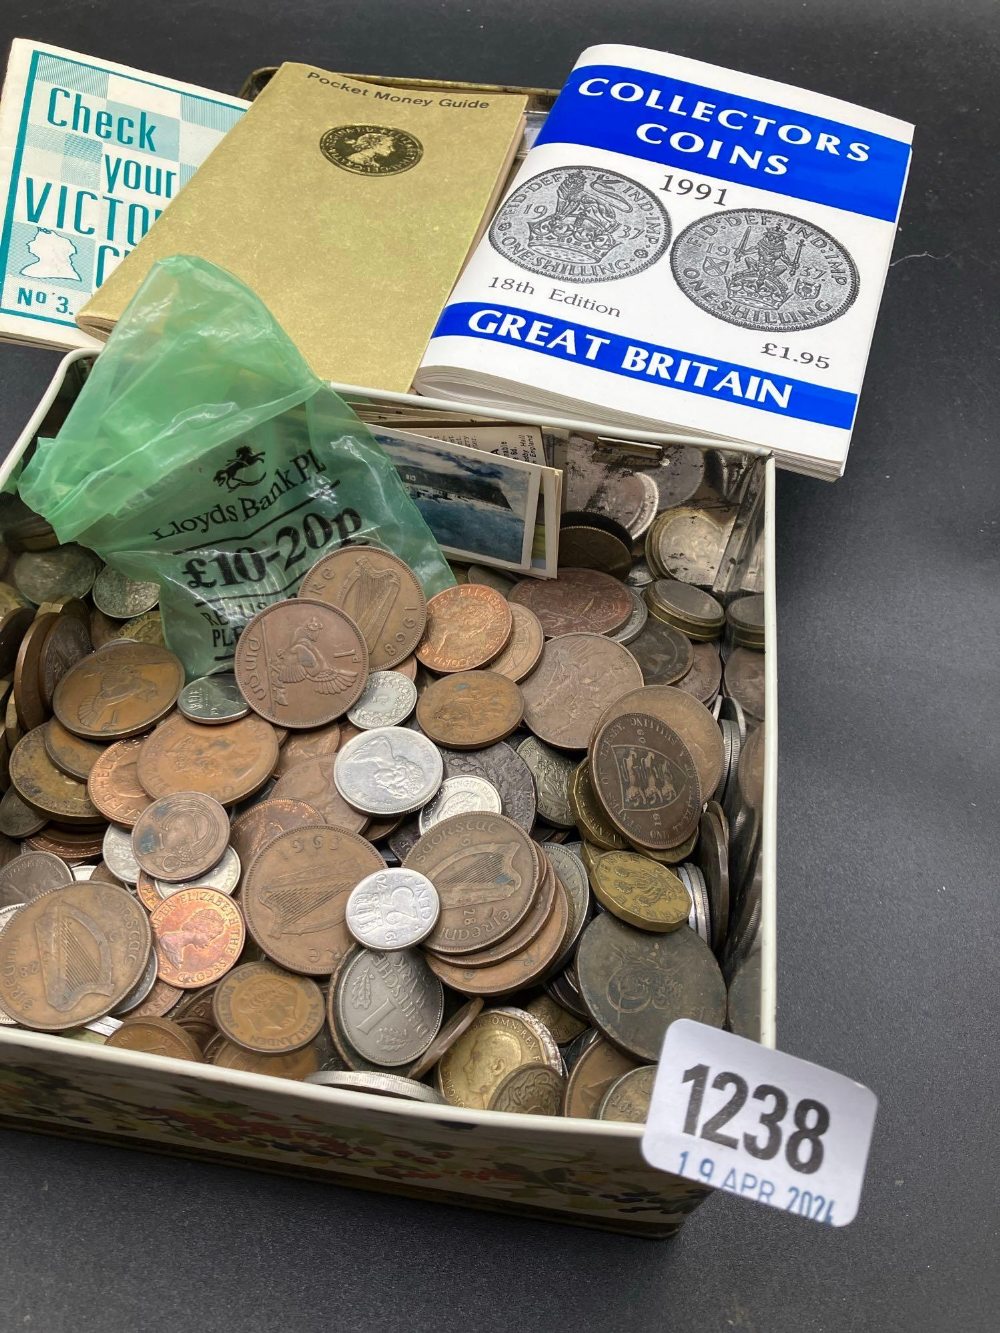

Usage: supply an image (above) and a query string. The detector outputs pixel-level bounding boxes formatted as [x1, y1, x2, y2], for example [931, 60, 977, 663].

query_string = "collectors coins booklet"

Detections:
[0, 39, 247, 350]
[415, 44, 913, 478]
[79, 64, 527, 391]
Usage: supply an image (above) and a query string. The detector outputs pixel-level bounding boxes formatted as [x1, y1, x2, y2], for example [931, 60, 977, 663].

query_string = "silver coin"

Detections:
[304, 1069, 444, 1104]
[81, 1015, 123, 1040]
[335, 947, 444, 1067]
[92, 566, 160, 619]
[334, 726, 443, 816]
[626, 559, 654, 589]
[516, 737, 575, 828]
[346, 671, 417, 729]
[111, 946, 158, 1015]
[440, 740, 536, 832]
[609, 588, 648, 645]
[178, 673, 250, 725]
[489, 166, 671, 283]
[0, 789, 47, 839]
[0, 903, 21, 1025]
[154, 845, 241, 899]
[671, 208, 859, 332]
[13, 544, 99, 604]
[542, 842, 591, 957]
[346, 867, 440, 950]
[417, 775, 501, 833]
[655, 446, 705, 510]
[386, 816, 422, 864]
[102, 824, 140, 884]
[72, 864, 98, 881]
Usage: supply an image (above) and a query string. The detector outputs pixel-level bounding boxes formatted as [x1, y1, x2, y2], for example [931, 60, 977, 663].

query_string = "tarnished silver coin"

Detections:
[417, 775, 502, 833]
[626, 559, 654, 590]
[516, 737, 575, 828]
[609, 588, 648, 645]
[489, 166, 671, 282]
[563, 448, 660, 539]
[14, 545, 100, 604]
[346, 867, 440, 950]
[178, 673, 250, 725]
[154, 845, 242, 899]
[111, 947, 158, 1015]
[346, 671, 417, 729]
[72, 864, 98, 881]
[334, 726, 443, 816]
[542, 842, 591, 964]
[597, 1065, 656, 1123]
[101, 823, 140, 884]
[335, 947, 444, 1067]
[92, 567, 160, 619]
[671, 208, 860, 331]
[0, 788, 46, 838]
[440, 739, 537, 833]
[655, 445, 705, 509]
[304, 1069, 444, 1104]
[0, 850, 73, 906]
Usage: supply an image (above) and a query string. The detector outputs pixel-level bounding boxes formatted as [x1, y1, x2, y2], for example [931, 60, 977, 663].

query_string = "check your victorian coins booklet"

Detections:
[415, 44, 914, 479]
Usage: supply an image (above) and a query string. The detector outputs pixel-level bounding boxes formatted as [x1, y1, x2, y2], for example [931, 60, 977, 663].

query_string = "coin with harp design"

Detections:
[298, 547, 427, 670]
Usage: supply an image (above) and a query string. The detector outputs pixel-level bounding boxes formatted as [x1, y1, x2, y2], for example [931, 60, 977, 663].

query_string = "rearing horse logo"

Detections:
[213, 445, 267, 490]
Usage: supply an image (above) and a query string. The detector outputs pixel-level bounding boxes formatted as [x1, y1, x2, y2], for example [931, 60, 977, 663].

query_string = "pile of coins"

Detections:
[0, 457, 765, 1125]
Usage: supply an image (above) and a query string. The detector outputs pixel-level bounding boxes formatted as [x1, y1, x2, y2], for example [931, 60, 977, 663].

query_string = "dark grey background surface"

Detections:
[0, 2, 997, 1329]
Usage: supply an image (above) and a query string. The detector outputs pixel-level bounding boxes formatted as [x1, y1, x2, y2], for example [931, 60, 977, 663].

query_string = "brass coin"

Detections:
[590, 712, 702, 850]
[0, 849, 73, 906]
[136, 713, 279, 804]
[116, 610, 165, 645]
[486, 602, 544, 683]
[44, 718, 107, 780]
[229, 798, 323, 870]
[273, 720, 342, 777]
[487, 1062, 564, 1115]
[234, 599, 369, 728]
[597, 1066, 656, 1122]
[86, 738, 151, 827]
[405, 996, 484, 1081]
[414, 584, 512, 673]
[520, 633, 643, 751]
[270, 758, 368, 833]
[509, 568, 632, 637]
[727, 593, 765, 645]
[576, 912, 726, 1062]
[210, 1038, 321, 1080]
[298, 547, 427, 670]
[212, 961, 325, 1053]
[0, 606, 35, 677]
[568, 762, 627, 851]
[436, 1008, 553, 1109]
[54, 641, 184, 740]
[647, 507, 729, 586]
[557, 527, 632, 580]
[626, 616, 694, 686]
[416, 671, 523, 749]
[13, 611, 58, 731]
[9, 726, 102, 825]
[646, 579, 724, 639]
[676, 640, 723, 705]
[131, 791, 230, 882]
[149, 887, 245, 989]
[631, 827, 698, 864]
[106, 1016, 203, 1062]
[37, 614, 93, 711]
[724, 647, 765, 722]
[13, 544, 99, 604]
[563, 1036, 638, 1118]
[432, 857, 557, 970]
[405, 811, 538, 956]
[589, 850, 690, 932]
[0, 881, 151, 1031]
[242, 825, 384, 976]
[525, 992, 588, 1046]
[597, 684, 725, 801]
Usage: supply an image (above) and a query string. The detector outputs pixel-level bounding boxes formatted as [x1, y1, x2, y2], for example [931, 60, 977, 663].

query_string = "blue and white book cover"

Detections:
[0, 39, 246, 350]
[417, 45, 913, 478]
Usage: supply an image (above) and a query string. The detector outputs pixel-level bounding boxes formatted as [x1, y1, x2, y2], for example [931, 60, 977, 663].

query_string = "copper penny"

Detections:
[0, 849, 73, 906]
[724, 647, 765, 722]
[89, 607, 121, 649]
[234, 598, 369, 729]
[53, 641, 184, 740]
[242, 825, 384, 976]
[106, 1016, 203, 1061]
[135, 870, 161, 912]
[126, 977, 184, 1019]
[425, 874, 569, 997]
[590, 711, 702, 850]
[395, 655, 418, 682]
[87, 738, 151, 826]
[38, 614, 92, 711]
[509, 568, 632, 637]
[414, 584, 512, 673]
[9, 726, 102, 825]
[136, 713, 279, 804]
[520, 633, 642, 751]
[487, 603, 544, 683]
[13, 611, 58, 730]
[131, 790, 230, 883]
[627, 616, 694, 685]
[437, 856, 557, 969]
[149, 887, 244, 988]
[43, 718, 107, 780]
[273, 720, 342, 777]
[212, 961, 325, 1053]
[270, 758, 368, 833]
[404, 811, 539, 956]
[405, 996, 485, 1081]
[0, 881, 151, 1031]
[416, 671, 523, 750]
[298, 547, 427, 670]
[0, 606, 34, 677]
[229, 798, 322, 870]
[597, 684, 725, 800]
[210, 1038, 320, 1080]
[25, 828, 104, 863]
[563, 1037, 638, 1118]
[676, 640, 723, 704]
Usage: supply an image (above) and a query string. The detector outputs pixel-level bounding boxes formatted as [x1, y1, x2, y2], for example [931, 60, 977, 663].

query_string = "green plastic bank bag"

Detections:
[19, 255, 454, 677]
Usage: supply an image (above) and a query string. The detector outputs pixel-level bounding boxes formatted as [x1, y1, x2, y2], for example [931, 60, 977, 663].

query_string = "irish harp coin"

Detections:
[298, 547, 427, 670]
[234, 599, 368, 728]
[520, 633, 642, 751]
[415, 584, 512, 673]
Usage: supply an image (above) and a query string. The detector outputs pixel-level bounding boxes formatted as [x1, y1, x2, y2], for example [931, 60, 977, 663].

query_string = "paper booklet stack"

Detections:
[415, 44, 913, 479]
